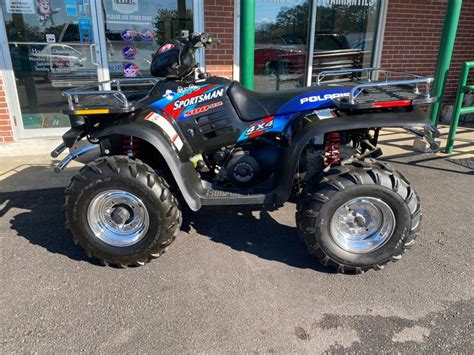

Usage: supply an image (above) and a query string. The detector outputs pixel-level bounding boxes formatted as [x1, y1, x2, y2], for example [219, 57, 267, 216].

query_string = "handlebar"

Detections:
[179, 30, 221, 49]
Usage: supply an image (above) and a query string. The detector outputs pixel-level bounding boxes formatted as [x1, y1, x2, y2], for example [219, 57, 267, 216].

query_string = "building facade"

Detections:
[0, 0, 472, 143]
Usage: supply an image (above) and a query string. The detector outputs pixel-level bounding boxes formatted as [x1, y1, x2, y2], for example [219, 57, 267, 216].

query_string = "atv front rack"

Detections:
[316, 68, 436, 110]
[62, 78, 159, 115]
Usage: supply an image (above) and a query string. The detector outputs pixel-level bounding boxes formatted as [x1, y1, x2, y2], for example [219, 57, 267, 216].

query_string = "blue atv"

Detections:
[52, 31, 439, 272]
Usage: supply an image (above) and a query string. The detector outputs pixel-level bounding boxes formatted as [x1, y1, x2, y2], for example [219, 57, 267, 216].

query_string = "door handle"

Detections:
[90, 43, 99, 66]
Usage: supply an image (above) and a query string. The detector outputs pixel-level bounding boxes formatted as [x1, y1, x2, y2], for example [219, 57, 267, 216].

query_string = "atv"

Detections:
[52, 31, 439, 272]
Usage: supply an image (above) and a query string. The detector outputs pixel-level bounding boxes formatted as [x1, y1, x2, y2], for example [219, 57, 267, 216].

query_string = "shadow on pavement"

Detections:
[0, 161, 79, 193]
[381, 153, 474, 175]
[1, 188, 94, 264]
[1, 188, 332, 272]
[182, 205, 333, 273]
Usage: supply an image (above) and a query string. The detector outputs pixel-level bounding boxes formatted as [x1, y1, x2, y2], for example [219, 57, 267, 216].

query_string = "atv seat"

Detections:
[228, 81, 315, 121]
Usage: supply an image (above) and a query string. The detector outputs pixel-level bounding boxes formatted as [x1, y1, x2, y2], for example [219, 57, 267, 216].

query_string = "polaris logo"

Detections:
[300, 92, 350, 104]
[174, 89, 224, 110]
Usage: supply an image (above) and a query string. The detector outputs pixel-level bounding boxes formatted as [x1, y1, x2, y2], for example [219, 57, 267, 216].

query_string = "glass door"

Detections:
[100, 0, 193, 79]
[1, 0, 105, 135]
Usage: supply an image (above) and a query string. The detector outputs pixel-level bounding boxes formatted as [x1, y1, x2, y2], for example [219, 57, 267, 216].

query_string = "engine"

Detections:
[211, 139, 281, 187]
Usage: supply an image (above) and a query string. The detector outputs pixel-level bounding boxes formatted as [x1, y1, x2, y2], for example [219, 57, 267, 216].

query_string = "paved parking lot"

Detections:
[1, 143, 473, 352]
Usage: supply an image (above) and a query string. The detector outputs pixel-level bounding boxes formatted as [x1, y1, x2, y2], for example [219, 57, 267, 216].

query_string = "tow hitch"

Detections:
[51, 142, 100, 173]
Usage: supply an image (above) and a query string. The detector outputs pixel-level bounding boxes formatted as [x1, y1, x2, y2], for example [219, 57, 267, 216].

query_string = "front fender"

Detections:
[93, 115, 203, 211]
[274, 107, 437, 204]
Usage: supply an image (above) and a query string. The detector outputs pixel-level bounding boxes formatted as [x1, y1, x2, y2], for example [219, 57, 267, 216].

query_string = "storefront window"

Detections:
[311, 0, 380, 84]
[1, 0, 193, 131]
[2, 0, 99, 129]
[102, 0, 193, 78]
[254, 0, 381, 91]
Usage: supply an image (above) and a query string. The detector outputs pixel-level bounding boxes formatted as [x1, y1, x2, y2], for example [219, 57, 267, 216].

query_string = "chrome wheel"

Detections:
[330, 197, 396, 254]
[87, 189, 149, 247]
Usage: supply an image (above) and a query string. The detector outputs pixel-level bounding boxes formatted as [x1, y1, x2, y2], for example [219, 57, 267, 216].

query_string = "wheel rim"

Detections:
[87, 189, 149, 247]
[330, 197, 396, 254]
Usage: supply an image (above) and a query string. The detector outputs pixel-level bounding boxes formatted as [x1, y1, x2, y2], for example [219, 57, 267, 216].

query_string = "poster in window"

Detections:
[78, 18, 93, 43]
[65, 0, 78, 17]
[35, 0, 61, 27]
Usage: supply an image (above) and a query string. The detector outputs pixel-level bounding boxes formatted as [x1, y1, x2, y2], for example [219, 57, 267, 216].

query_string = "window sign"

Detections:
[1, 0, 99, 130]
[45, 33, 56, 43]
[102, 0, 193, 78]
[78, 18, 93, 42]
[6, 0, 35, 14]
[106, 0, 152, 26]
[112, 0, 139, 15]
[65, 0, 78, 17]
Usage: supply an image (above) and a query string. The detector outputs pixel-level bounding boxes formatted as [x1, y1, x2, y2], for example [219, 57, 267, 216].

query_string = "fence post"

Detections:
[445, 61, 474, 153]
[429, 0, 462, 126]
[240, 0, 255, 89]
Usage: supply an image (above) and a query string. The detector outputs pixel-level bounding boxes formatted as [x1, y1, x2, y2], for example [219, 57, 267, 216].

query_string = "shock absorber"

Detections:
[122, 135, 141, 159]
[324, 132, 341, 166]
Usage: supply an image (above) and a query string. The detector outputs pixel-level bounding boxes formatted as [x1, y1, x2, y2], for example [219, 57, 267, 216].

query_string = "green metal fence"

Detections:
[445, 61, 474, 153]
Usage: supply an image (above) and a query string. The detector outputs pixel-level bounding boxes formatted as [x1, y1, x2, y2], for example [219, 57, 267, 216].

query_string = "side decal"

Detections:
[184, 101, 223, 117]
[145, 112, 183, 151]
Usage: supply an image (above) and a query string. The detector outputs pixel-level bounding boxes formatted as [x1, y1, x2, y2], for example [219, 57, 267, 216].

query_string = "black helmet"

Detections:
[150, 40, 195, 78]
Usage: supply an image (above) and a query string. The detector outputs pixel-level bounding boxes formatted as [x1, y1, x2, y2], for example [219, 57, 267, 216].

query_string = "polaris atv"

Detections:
[52, 31, 439, 272]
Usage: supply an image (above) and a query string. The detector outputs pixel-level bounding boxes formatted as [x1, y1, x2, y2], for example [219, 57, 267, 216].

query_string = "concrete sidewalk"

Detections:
[1, 125, 472, 193]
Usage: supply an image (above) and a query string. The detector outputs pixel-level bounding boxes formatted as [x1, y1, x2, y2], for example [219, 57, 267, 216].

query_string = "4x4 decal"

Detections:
[241, 116, 274, 139]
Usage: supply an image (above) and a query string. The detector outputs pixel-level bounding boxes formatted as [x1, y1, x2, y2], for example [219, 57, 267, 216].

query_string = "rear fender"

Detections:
[274, 107, 438, 204]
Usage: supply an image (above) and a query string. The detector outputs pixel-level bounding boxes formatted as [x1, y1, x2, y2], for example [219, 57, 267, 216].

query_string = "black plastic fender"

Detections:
[93, 112, 205, 211]
[273, 107, 438, 205]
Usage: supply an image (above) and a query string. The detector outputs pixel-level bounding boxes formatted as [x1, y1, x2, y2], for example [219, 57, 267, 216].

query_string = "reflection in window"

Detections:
[254, 0, 380, 91]
[311, 0, 380, 84]
[254, 0, 309, 91]
[102, 0, 193, 78]
[1, 0, 97, 129]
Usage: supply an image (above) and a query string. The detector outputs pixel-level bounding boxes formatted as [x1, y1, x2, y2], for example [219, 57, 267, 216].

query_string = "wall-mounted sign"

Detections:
[322, 0, 375, 6]
[6, 0, 35, 14]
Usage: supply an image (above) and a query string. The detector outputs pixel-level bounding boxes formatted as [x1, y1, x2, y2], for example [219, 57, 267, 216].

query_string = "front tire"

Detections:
[296, 160, 421, 273]
[65, 156, 181, 267]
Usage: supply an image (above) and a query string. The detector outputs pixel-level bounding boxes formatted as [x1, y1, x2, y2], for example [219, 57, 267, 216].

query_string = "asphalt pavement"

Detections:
[1, 153, 473, 353]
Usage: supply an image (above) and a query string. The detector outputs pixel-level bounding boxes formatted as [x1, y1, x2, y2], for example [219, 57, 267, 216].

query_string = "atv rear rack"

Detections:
[62, 78, 159, 115]
[316, 68, 437, 110]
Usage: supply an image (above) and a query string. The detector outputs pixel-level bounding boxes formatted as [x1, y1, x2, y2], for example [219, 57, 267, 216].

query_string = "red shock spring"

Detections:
[122, 135, 141, 159]
[324, 132, 341, 166]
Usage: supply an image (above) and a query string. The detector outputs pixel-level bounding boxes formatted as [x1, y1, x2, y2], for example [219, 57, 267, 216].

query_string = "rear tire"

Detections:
[65, 156, 181, 267]
[296, 160, 421, 273]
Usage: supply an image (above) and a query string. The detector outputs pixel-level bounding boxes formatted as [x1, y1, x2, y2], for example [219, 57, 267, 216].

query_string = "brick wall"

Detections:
[0, 72, 14, 143]
[381, 0, 474, 104]
[204, 0, 234, 78]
